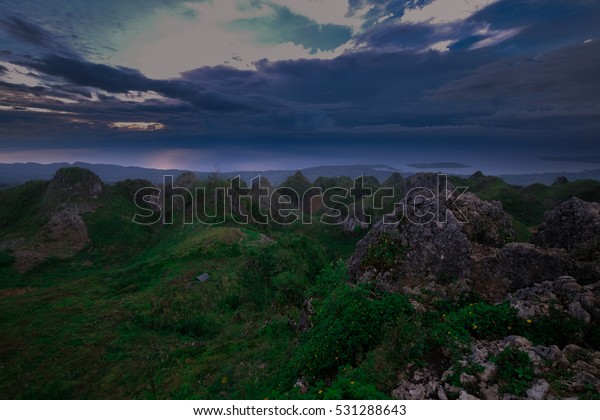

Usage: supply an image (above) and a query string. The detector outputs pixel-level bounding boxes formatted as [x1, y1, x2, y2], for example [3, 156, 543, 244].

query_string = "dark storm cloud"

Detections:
[28, 55, 251, 112]
[0, 17, 53, 47]
[433, 42, 600, 106]
[1, 0, 599, 165]
[466, 0, 600, 52]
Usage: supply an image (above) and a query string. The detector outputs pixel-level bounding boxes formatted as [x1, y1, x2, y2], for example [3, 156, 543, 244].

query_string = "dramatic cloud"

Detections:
[229, 3, 353, 53]
[0, 0, 599, 172]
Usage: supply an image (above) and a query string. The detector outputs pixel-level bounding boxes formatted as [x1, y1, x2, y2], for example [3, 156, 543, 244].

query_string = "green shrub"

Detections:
[292, 285, 413, 380]
[444, 302, 518, 340]
[519, 308, 584, 347]
[492, 348, 534, 396]
[308, 261, 348, 298]
[322, 363, 388, 400]
[361, 232, 407, 272]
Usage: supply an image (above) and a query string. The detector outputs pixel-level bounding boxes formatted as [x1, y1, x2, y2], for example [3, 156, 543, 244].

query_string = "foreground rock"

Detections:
[508, 276, 600, 325]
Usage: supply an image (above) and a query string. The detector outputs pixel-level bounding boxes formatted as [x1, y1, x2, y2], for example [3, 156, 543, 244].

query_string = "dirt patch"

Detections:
[0, 287, 36, 298]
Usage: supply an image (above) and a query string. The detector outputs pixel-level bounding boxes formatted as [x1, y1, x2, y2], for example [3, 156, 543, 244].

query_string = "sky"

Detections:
[0, 0, 599, 174]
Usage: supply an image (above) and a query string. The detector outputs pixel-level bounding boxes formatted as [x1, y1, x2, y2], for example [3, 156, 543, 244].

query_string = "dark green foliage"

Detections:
[519, 309, 585, 347]
[0, 180, 48, 235]
[493, 348, 534, 396]
[361, 232, 407, 272]
[0, 250, 16, 268]
[293, 285, 413, 380]
[444, 302, 518, 340]
[321, 362, 388, 400]
[307, 260, 348, 298]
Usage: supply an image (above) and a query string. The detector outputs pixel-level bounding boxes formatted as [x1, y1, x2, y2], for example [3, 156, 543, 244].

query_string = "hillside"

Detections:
[0, 168, 600, 399]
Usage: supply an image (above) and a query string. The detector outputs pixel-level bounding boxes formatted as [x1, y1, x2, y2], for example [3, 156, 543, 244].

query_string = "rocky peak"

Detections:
[44, 167, 103, 205]
[552, 176, 569, 186]
[382, 172, 406, 190]
[173, 171, 199, 189]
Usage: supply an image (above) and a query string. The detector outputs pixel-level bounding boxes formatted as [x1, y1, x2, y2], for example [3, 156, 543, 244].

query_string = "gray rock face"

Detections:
[348, 184, 472, 285]
[476, 243, 591, 290]
[532, 197, 600, 259]
[348, 174, 517, 286]
[454, 193, 516, 248]
[44, 167, 104, 204]
[508, 276, 600, 324]
[348, 184, 599, 294]
[392, 368, 439, 400]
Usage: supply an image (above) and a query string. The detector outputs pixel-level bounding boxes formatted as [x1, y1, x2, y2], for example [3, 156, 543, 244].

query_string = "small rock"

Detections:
[469, 342, 489, 363]
[459, 373, 477, 386]
[392, 381, 427, 400]
[444, 384, 462, 395]
[526, 379, 550, 400]
[563, 344, 586, 360]
[196, 273, 210, 282]
[480, 384, 500, 400]
[533, 345, 568, 366]
[568, 301, 591, 324]
[573, 372, 600, 392]
[504, 335, 533, 348]
[561, 282, 583, 293]
[459, 390, 480, 400]
[294, 377, 309, 394]
[573, 360, 600, 378]
[476, 362, 496, 382]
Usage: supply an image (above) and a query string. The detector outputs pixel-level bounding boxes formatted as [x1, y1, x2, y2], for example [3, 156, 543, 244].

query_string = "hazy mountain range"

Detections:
[1, 161, 600, 187]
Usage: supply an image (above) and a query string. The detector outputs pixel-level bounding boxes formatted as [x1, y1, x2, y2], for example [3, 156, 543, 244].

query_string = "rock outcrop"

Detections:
[9, 167, 103, 272]
[474, 243, 596, 290]
[532, 197, 600, 259]
[349, 181, 599, 291]
[348, 174, 515, 286]
[43, 167, 103, 206]
[508, 276, 600, 325]
[348, 174, 472, 286]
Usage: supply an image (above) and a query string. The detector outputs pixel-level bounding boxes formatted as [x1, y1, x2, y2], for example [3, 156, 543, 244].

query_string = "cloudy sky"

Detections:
[0, 0, 599, 173]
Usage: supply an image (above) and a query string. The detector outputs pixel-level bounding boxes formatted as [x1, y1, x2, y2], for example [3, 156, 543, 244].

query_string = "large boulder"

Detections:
[532, 197, 600, 260]
[454, 193, 516, 248]
[348, 174, 473, 285]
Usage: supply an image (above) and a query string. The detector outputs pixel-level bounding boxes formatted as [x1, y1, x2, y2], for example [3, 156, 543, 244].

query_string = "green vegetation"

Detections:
[492, 348, 534, 396]
[1, 172, 599, 399]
